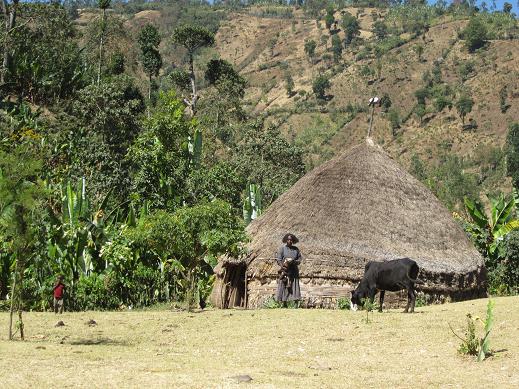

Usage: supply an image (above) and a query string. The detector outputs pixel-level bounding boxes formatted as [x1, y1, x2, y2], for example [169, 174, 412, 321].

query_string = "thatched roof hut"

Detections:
[211, 139, 486, 309]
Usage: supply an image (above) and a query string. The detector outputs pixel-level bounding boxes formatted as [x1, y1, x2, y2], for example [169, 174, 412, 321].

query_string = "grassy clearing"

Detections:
[1, 296, 519, 388]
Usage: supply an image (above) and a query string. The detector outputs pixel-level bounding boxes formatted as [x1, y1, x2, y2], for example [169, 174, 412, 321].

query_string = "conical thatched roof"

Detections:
[212, 139, 486, 309]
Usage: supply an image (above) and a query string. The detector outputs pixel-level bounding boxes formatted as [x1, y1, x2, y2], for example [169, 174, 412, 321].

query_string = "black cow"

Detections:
[350, 257, 424, 313]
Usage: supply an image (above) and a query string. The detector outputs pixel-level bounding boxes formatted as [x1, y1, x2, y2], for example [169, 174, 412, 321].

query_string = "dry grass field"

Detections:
[1, 296, 519, 388]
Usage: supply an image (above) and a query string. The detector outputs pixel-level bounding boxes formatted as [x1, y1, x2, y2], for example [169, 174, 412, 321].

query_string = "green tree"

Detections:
[284, 72, 295, 97]
[331, 34, 342, 63]
[414, 87, 429, 105]
[463, 17, 488, 52]
[372, 20, 388, 40]
[312, 74, 330, 99]
[128, 91, 195, 211]
[506, 123, 519, 190]
[304, 39, 317, 62]
[201, 59, 247, 134]
[72, 76, 145, 206]
[0, 133, 45, 339]
[455, 94, 474, 125]
[342, 12, 360, 45]
[325, 13, 334, 31]
[229, 120, 305, 207]
[1, 0, 19, 84]
[138, 24, 162, 107]
[130, 200, 247, 310]
[172, 25, 215, 116]
[388, 108, 400, 137]
[2, 3, 84, 104]
[413, 44, 424, 62]
[503, 2, 513, 13]
[107, 51, 125, 76]
[414, 103, 426, 125]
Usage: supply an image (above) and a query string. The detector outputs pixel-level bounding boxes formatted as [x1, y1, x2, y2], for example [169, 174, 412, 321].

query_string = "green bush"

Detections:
[74, 274, 120, 311]
[262, 296, 281, 309]
[489, 231, 519, 295]
[337, 297, 351, 310]
[463, 17, 488, 52]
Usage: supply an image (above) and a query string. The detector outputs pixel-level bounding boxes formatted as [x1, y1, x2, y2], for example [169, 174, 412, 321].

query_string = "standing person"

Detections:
[275, 233, 303, 306]
[53, 275, 65, 314]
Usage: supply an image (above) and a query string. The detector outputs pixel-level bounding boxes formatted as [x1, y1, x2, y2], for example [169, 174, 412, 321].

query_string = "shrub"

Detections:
[262, 296, 280, 309]
[463, 17, 488, 52]
[337, 297, 351, 310]
[312, 74, 331, 99]
[74, 273, 120, 311]
[457, 60, 475, 82]
[450, 299, 494, 362]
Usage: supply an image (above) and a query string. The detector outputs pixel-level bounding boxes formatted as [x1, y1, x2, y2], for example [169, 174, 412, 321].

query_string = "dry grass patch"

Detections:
[1, 296, 519, 388]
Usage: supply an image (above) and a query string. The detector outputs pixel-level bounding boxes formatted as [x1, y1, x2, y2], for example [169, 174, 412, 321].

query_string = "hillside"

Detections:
[75, 5, 518, 194]
[212, 7, 518, 173]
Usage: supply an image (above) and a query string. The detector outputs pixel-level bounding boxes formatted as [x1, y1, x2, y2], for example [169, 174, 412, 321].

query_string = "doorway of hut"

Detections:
[221, 263, 247, 308]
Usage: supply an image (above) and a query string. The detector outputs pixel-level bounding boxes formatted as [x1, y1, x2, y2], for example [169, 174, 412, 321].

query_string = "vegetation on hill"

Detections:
[0, 0, 518, 324]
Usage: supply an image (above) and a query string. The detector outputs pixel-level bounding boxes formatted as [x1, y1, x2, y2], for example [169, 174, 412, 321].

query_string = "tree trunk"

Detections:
[147, 73, 152, 118]
[1, 0, 18, 85]
[189, 53, 197, 116]
[97, 8, 106, 85]
[9, 204, 27, 340]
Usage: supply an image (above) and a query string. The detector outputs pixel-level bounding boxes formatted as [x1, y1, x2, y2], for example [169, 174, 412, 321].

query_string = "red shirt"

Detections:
[54, 283, 65, 299]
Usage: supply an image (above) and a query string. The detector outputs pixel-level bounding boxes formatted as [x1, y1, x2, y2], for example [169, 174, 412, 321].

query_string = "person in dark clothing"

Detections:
[53, 275, 65, 314]
[275, 233, 303, 306]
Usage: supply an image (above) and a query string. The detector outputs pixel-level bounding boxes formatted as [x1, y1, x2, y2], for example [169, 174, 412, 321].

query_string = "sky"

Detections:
[439, 0, 519, 14]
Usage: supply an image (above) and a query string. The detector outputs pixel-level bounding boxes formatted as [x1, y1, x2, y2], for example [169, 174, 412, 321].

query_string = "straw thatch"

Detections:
[211, 138, 486, 309]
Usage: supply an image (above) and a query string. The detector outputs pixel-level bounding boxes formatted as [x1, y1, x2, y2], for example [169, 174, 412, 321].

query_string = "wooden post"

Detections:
[367, 104, 375, 138]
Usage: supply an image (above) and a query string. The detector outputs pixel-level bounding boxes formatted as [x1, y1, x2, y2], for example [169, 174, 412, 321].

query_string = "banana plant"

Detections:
[243, 183, 263, 225]
[464, 193, 519, 263]
[48, 179, 120, 287]
[188, 128, 202, 169]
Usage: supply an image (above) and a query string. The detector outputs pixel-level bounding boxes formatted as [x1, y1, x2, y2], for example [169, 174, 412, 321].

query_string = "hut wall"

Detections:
[245, 269, 487, 309]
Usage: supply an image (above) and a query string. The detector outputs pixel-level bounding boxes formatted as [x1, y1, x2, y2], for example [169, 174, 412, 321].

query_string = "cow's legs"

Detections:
[409, 288, 416, 313]
[404, 287, 416, 313]
[369, 289, 376, 304]
[378, 290, 385, 312]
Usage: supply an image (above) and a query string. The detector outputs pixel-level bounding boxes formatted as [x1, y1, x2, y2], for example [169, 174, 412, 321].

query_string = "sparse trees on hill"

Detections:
[414, 103, 426, 125]
[284, 72, 295, 97]
[413, 44, 424, 62]
[455, 93, 474, 125]
[304, 39, 317, 62]
[324, 5, 335, 31]
[312, 74, 330, 99]
[372, 20, 388, 40]
[342, 12, 360, 45]
[331, 34, 342, 63]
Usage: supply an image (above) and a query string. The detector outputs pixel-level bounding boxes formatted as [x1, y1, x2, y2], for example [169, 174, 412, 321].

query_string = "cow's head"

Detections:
[350, 288, 367, 311]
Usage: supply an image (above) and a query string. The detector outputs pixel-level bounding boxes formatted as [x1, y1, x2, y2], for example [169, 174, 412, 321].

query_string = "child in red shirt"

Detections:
[53, 275, 65, 314]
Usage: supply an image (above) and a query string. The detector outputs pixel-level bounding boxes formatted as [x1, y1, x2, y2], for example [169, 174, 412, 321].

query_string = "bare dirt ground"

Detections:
[1, 296, 518, 388]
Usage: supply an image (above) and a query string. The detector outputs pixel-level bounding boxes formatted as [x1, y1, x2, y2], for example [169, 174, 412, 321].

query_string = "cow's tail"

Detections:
[408, 262, 424, 284]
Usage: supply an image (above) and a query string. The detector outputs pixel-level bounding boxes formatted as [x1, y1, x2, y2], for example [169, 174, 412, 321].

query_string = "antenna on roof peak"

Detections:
[367, 96, 381, 139]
